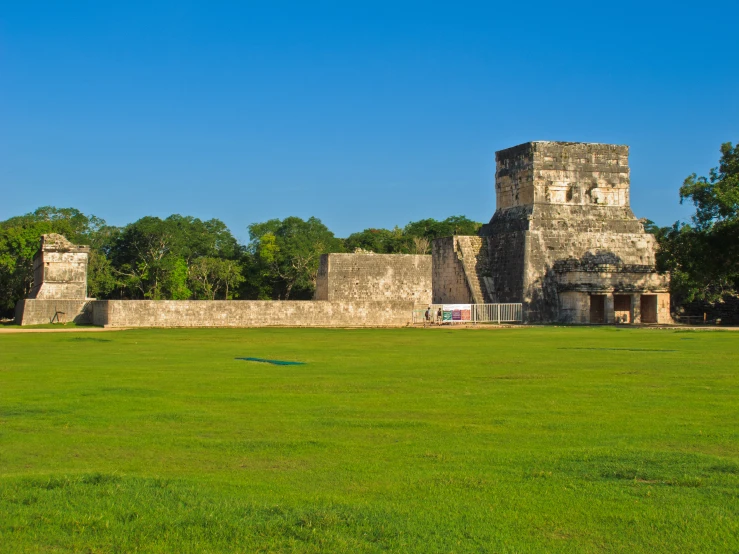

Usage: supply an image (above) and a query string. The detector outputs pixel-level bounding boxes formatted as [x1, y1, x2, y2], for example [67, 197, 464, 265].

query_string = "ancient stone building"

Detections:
[29, 233, 90, 299]
[15, 233, 92, 325]
[433, 141, 671, 323]
[315, 253, 432, 304]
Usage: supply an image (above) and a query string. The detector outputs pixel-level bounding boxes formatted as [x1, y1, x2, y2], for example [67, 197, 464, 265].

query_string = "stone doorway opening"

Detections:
[641, 295, 658, 323]
[614, 295, 631, 324]
[590, 294, 606, 324]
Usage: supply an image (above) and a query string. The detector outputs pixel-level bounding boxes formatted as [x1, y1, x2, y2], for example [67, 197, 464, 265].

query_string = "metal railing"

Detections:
[473, 303, 522, 323]
[413, 303, 523, 324]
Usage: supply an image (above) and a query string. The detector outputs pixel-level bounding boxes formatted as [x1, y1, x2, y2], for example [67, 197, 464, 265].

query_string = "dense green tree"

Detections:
[109, 215, 242, 300]
[656, 142, 739, 303]
[189, 257, 245, 300]
[680, 142, 739, 230]
[403, 215, 482, 241]
[344, 216, 482, 255]
[247, 216, 343, 299]
[343, 227, 405, 254]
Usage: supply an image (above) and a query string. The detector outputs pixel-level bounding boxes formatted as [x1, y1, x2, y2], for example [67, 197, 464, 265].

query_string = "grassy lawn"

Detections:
[0, 327, 737, 552]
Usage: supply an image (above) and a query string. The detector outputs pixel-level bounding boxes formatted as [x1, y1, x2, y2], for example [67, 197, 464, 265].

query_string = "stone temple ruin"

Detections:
[15, 141, 671, 326]
[432, 141, 671, 324]
[15, 234, 92, 325]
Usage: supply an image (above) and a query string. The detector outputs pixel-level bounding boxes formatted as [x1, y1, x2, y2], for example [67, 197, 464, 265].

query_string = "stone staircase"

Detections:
[454, 236, 493, 304]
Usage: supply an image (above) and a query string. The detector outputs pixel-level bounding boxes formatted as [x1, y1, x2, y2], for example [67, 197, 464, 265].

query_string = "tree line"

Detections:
[0, 210, 480, 316]
[1, 141, 736, 317]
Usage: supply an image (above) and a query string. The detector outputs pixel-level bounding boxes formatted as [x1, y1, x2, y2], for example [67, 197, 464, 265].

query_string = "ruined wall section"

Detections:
[315, 253, 431, 304]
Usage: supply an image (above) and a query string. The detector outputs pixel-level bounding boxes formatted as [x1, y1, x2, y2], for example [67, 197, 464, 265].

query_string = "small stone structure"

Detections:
[315, 253, 431, 304]
[29, 234, 89, 299]
[433, 141, 671, 323]
[14, 234, 92, 325]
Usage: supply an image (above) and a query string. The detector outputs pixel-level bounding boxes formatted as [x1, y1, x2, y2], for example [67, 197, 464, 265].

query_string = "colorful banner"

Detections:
[442, 304, 472, 322]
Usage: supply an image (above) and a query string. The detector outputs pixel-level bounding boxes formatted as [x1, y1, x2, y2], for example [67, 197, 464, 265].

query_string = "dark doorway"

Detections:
[641, 295, 658, 323]
[614, 295, 631, 324]
[590, 295, 606, 324]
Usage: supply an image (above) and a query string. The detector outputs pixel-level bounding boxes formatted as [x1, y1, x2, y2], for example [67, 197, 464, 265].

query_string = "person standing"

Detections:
[436, 307, 443, 325]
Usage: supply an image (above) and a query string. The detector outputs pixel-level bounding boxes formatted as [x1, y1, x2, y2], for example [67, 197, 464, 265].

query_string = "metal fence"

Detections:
[413, 303, 523, 324]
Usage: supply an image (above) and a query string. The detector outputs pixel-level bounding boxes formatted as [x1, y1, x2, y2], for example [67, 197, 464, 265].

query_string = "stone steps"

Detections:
[454, 237, 493, 304]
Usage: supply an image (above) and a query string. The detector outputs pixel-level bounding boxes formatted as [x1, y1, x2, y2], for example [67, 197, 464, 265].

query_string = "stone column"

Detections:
[604, 294, 615, 324]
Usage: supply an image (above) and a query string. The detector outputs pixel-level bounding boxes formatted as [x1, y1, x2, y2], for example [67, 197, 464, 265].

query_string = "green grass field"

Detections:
[1, 327, 737, 553]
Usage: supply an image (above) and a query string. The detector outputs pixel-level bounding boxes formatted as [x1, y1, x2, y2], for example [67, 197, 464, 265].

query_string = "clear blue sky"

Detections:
[1, 1, 737, 242]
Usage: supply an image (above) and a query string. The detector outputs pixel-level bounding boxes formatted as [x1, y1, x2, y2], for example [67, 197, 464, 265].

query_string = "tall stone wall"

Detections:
[91, 300, 415, 328]
[315, 253, 431, 304]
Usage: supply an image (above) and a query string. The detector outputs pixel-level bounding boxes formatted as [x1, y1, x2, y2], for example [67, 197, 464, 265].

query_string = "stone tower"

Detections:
[28, 233, 90, 300]
[433, 141, 671, 323]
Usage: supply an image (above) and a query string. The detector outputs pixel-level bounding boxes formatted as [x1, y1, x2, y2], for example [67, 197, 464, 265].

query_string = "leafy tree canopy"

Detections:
[657, 142, 739, 303]
[404, 215, 481, 240]
[247, 216, 343, 299]
[109, 215, 242, 300]
[680, 142, 739, 230]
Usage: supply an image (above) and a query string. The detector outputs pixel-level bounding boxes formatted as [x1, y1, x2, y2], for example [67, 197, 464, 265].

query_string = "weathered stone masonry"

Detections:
[315, 253, 431, 304]
[29, 233, 89, 300]
[433, 141, 671, 323]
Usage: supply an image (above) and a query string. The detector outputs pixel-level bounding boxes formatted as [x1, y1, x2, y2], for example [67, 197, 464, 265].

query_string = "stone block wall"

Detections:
[432, 237, 473, 304]
[89, 300, 415, 328]
[485, 232, 526, 303]
[315, 253, 431, 304]
[14, 299, 93, 325]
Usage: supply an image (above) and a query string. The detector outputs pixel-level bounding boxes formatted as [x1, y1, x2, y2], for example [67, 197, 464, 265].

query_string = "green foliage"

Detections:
[344, 216, 483, 255]
[189, 257, 245, 300]
[1, 327, 737, 552]
[680, 142, 739, 230]
[657, 142, 739, 303]
[247, 216, 344, 299]
[109, 215, 242, 300]
[344, 227, 405, 254]
[403, 215, 482, 240]
[164, 257, 192, 300]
